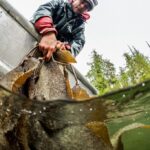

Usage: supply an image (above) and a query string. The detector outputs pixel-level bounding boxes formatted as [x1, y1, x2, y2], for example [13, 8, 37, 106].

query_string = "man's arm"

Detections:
[69, 23, 86, 57]
[31, 0, 65, 61]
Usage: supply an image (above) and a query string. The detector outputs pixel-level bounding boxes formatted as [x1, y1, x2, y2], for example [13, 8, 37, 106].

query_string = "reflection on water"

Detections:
[0, 80, 150, 149]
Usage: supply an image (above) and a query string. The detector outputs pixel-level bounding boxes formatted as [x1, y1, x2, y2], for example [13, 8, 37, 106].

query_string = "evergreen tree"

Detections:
[86, 50, 105, 94]
[86, 50, 117, 94]
[121, 46, 150, 86]
[86, 46, 150, 94]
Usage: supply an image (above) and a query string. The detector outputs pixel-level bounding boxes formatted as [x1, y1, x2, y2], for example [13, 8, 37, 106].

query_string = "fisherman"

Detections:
[31, 0, 98, 61]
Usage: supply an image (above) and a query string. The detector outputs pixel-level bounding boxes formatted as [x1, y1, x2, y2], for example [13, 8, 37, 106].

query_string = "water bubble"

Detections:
[21, 109, 32, 114]
[71, 111, 74, 114]
[122, 94, 126, 98]
[28, 110, 32, 114]
[15, 113, 21, 117]
[89, 108, 93, 111]
[0, 102, 2, 106]
[110, 84, 114, 88]
[68, 121, 73, 124]
[142, 83, 145, 87]
[111, 103, 115, 106]
[21, 109, 28, 113]
[6, 109, 10, 112]
[39, 111, 42, 114]
[43, 107, 46, 110]
[79, 109, 83, 112]
[33, 112, 36, 116]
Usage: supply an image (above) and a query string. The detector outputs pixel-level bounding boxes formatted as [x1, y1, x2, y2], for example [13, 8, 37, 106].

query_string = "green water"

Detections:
[104, 80, 150, 150]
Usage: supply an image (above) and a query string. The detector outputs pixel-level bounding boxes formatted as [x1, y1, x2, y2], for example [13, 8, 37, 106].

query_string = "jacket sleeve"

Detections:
[69, 23, 85, 57]
[34, 17, 57, 35]
[31, 0, 62, 23]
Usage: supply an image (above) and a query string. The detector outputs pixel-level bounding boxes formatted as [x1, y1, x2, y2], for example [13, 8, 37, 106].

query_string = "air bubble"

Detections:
[122, 94, 126, 98]
[111, 103, 115, 106]
[89, 108, 93, 111]
[43, 107, 46, 110]
[21, 109, 27, 113]
[33, 112, 36, 115]
[6, 109, 10, 112]
[68, 121, 73, 124]
[21, 109, 32, 114]
[28, 110, 32, 114]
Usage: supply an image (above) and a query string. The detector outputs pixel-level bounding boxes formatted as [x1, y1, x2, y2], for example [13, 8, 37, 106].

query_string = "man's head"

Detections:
[71, 0, 98, 14]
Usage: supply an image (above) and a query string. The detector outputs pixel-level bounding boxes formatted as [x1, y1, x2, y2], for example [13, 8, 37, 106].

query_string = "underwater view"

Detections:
[0, 79, 149, 150]
[0, 0, 150, 149]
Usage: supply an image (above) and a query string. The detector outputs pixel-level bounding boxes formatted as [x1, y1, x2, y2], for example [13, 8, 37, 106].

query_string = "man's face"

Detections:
[71, 0, 90, 14]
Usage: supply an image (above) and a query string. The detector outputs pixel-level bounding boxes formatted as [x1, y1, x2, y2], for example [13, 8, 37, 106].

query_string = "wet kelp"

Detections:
[0, 80, 150, 150]
[0, 85, 111, 150]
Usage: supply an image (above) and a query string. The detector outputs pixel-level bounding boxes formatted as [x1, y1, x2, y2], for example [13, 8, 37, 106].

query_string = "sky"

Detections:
[8, 0, 150, 75]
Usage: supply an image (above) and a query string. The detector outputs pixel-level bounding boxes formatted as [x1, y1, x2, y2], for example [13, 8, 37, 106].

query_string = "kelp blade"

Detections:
[54, 49, 77, 63]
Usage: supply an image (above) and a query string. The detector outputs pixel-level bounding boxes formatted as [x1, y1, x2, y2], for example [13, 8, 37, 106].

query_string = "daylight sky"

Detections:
[8, 0, 150, 75]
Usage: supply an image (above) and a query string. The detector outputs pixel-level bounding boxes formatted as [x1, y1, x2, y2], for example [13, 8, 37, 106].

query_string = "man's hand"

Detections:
[38, 32, 66, 61]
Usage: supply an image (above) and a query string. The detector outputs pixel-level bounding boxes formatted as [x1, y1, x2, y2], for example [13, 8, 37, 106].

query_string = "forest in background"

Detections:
[86, 42, 150, 95]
